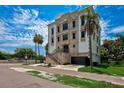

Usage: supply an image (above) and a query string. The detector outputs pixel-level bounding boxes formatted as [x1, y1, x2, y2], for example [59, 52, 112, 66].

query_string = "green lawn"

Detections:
[27, 70, 124, 88]
[78, 65, 124, 76]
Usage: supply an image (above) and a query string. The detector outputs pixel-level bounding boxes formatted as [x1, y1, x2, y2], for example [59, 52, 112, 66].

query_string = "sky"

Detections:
[0, 5, 124, 55]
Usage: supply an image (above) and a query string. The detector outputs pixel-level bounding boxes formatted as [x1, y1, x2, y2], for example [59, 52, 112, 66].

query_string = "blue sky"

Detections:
[0, 5, 124, 55]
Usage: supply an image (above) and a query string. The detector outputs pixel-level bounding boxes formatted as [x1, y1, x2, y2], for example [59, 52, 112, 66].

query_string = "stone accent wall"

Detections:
[46, 52, 70, 65]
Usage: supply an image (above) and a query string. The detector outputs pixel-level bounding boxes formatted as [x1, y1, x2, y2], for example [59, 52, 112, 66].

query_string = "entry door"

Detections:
[63, 45, 69, 53]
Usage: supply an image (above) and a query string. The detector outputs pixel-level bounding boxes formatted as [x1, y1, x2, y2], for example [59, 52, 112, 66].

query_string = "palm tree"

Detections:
[85, 6, 100, 70]
[33, 34, 43, 63]
[37, 34, 43, 57]
[33, 34, 38, 63]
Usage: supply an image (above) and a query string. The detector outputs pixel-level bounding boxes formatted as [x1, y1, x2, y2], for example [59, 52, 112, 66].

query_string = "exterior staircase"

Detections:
[46, 49, 70, 65]
[48, 54, 61, 64]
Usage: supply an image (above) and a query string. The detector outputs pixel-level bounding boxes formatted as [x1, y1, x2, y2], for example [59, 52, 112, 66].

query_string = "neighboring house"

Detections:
[46, 6, 101, 65]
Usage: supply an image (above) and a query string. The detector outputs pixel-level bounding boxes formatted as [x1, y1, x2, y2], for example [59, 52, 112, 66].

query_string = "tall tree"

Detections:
[85, 6, 101, 70]
[37, 34, 43, 57]
[33, 34, 38, 63]
[33, 34, 43, 63]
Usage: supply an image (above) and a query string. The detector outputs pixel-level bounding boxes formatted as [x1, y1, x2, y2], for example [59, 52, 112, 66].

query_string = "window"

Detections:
[51, 28, 54, 35]
[97, 29, 99, 35]
[72, 33, 76, 39]
[51, 37, 54, 44]
[57, 26, 60, 32]
[63, 34, 68, 41]
[97, 47, 99, 53]
[72, 21, 76, 28]
[93, 33, 95, 40]
[97, 37, 99, 43]
[81, 31, 85, 38]
[57, 36, 60, 42]
[81, 16, 85, 25]
[96, 27, 99, 35]
[73, 44, 76, 48]
[63, 22, 68, 30]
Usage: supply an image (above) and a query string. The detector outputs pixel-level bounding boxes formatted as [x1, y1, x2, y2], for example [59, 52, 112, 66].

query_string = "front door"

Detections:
[63, 45, 69, 53]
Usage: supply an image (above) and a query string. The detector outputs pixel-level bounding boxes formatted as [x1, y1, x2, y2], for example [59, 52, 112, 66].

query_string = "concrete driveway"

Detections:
[0, 63, 70, 88]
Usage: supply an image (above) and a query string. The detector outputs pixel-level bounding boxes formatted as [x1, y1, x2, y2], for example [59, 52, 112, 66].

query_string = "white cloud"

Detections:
[0, 19, 9, 34]
[0, 39, 34, 47]
[111, 26, 124, 33]
[75, 5, 98, 10]
[0, 48, 7, 52]
[0, 43, 20, 47]
[99, 19, 124, 44]
[12, 7, 50, 46]
[99, 18, 119, 44]
[0, 7, 51, 49]
[0, 35, 17, 41]
[13, 8, 33, 24]
[100, 19, 111, 41]
[75, 5, 88, 10]
[32, 9, 39, 17]
[93, 5, 98, 10]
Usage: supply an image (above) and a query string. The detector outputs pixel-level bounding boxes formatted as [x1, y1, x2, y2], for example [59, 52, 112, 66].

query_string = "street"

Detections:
[0, 63, 70, 88]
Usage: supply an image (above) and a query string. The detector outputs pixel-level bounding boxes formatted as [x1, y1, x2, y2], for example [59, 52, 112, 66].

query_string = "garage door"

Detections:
[71, 57, 90, 65]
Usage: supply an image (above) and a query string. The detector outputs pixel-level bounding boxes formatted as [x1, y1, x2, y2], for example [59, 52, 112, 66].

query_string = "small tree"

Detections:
[15, 48, 35, 60]
[0, 51, 11, 59]
[101, 34, 124, 64]
[100, 47, 108, 63]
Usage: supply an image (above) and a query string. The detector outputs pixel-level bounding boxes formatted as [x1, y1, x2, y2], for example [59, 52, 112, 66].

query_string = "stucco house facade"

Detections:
[46, 6, 101, 65]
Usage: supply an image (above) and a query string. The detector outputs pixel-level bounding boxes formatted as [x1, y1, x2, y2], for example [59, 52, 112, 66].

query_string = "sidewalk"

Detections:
[20, 65, 124, 86]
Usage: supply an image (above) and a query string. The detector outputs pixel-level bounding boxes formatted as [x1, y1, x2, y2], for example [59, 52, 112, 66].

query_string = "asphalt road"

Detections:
[0, 63, 70, 88]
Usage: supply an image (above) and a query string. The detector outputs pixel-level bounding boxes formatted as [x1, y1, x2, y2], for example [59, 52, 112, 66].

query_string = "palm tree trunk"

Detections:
[38, 44, 40, 56]
[38, 43, 40, 63]
[88, 22, 93, 71]
[35, 43, 37, 63]
[89, 31, 93, 70]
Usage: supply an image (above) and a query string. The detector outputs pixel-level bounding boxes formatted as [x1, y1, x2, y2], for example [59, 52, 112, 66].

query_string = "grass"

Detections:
[78, 65, 124, 76]
[56, 75, 124, 88]
[27, 70, 124, 88]
[27, 71, 42, 78]
[27, 70, 57, 81]
[27, 70, 41, 75]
